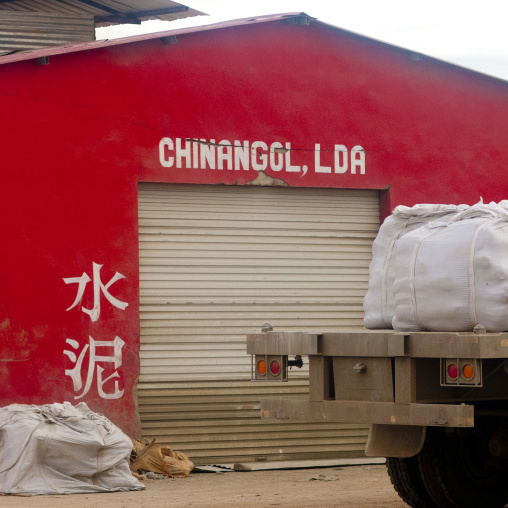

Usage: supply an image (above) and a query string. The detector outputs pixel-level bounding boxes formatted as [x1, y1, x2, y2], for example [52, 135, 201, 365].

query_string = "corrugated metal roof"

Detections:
[0, 1, 205, 26]
[0, 10, 505, 86]
[0, 11, 95, 53]
[0, 12, 307, 63]
[0, 13, 324, 64]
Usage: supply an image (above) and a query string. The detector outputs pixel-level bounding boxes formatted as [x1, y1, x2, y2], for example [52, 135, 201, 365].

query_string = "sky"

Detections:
[96, 1, 508, 81]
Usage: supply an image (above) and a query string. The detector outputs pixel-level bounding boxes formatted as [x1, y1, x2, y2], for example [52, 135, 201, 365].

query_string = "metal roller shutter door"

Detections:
[138, 183, 379, 464]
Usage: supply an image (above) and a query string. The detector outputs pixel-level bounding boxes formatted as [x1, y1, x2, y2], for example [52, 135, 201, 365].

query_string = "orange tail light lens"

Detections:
[462, 363, 474, 380]
[257, 360, 267, 375]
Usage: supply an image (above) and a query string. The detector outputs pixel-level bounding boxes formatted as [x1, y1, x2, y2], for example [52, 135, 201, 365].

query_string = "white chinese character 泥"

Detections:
[64, 336, 125, 400]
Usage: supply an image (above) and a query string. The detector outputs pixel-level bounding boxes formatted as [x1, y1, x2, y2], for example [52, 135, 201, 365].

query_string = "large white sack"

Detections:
[0, 402, 144, 495]
[392, 203, 508, 332]
[363, 203, 468, 329]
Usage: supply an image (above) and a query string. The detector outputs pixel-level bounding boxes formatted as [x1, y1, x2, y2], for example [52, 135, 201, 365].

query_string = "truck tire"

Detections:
[386, 456, 438, 508]
[418, 426, 508, 508]
[417, 427, 455, 508]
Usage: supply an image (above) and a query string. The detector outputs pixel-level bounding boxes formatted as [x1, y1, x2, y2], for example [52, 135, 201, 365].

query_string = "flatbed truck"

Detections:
[247, 324, 508, 508]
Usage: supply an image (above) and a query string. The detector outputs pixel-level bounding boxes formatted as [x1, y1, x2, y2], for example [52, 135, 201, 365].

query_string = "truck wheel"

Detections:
[386, 456, 438, 508]
[418, 426, 508, 508]
[417, 427, 455, 508]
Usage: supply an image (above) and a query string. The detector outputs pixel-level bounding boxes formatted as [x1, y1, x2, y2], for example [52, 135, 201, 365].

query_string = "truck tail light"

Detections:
[252, 355, 288, 381]
[462, 363, 474, 380]
[441, 358, 482, 386]
[270, 360, 281, 376]
[257, 359, 267, 376]
[447, 363, 458, 380]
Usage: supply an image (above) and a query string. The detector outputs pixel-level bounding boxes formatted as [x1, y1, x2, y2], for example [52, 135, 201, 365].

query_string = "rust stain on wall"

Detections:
[0, 316, 44, 362]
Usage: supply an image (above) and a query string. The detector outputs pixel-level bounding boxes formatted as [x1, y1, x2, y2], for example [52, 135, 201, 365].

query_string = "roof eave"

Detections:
[0, 11, 505, 86]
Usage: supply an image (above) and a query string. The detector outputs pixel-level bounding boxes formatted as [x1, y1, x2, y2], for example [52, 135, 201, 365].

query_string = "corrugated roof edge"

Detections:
[0, 11, 505, 86]
[0, 12, 308, 65]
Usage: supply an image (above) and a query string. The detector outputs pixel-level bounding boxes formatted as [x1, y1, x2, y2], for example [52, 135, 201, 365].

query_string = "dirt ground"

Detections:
[1, 464, 407, 508]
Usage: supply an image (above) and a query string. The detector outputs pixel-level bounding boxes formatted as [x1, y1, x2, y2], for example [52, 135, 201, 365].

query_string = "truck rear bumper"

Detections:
[261, 398, 474, 427]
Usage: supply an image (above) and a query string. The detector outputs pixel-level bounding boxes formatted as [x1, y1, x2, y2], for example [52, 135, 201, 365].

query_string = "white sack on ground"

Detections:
[392, 202, 508, 332]
[0, 402, 144, 495]
[363, 203, 468, 329]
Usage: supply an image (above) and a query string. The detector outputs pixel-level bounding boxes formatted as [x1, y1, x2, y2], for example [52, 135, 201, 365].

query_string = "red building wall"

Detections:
[1, 16, 508, 434]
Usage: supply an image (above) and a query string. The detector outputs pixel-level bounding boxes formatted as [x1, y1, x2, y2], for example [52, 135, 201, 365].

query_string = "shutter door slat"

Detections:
[138, 183, 379, 464]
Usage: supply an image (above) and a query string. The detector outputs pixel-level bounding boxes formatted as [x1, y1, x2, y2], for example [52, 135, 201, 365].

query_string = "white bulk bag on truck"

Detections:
[363, 203, 468, 329]
[392, 203, 508, 332]
[0, 402, 144, 495]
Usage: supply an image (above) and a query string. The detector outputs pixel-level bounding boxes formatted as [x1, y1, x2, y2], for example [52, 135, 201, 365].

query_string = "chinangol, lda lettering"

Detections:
[159, 138, 365, 176]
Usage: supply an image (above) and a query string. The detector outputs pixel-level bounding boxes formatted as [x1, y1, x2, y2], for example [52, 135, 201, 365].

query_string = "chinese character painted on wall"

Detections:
[63, 262, 128, 322]
[64, 336, 125, 400]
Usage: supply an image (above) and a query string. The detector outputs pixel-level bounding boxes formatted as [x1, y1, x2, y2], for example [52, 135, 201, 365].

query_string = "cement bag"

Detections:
[0, 402, 144, 495]
[363, 203, 468, 329]
[131, 439, 194, 478]
[392, 203, 508, 332]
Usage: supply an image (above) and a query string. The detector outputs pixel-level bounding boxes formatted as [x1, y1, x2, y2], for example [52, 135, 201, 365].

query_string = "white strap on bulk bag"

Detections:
[379, 222, 409, 328]
[407, 223, 448, 331]
[467, 218, 495, 328]
[364, 215, 409, 329]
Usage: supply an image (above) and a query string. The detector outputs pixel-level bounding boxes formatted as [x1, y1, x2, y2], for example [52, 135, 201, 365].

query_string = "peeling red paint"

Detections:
[245, 171, 290, 187]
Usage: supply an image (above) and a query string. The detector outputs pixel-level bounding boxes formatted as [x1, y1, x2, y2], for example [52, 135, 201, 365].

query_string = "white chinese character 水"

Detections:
[63, 262, 128, 322]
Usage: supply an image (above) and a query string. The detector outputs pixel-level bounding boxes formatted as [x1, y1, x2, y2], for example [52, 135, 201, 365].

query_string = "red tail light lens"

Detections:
[448, 363, 458, 380]
[270, 360, 280, 376]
